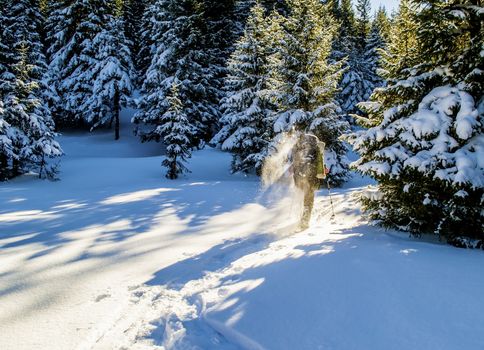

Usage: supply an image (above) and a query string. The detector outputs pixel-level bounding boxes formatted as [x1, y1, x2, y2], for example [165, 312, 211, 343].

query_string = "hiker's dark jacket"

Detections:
[293, 134, 323, 188]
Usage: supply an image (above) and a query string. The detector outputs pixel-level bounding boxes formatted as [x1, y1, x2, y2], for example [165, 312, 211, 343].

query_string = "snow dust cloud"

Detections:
[258, 132, 304, 235]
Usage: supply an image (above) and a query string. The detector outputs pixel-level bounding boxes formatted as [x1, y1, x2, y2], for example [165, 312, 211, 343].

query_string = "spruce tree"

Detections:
[355, 0, 371, 52]
[232, 0, 254, 27]
[212, 4, 279, 174]
[374, 6, 391, 44]
[333, 0, 356, 57]
[347, 0, 484, 246]
[332, 0, 380, 119]
[1, 0, 62, 179]
[134, 0, 215, 152]
[359, 7, 390, 105]
[271, 0, 349, 185]
[332, 0, 360, 117]
[382, 0, 419, 79]
[46, 0, 112, 127]
[46, 0, 90, 125]
[3, 43, 62, 179]
[3, 0, 47, 74]
[0, 1, 15, 178]
[160, 82, 194, 179]
[364, 7, 391, 65]
[260, 0, 287, 13]
[199, 0, 240, 141]
[137, 1, 159, 82]
[81, 12, 134, 139]
[122, 0, 148, 81]
[0, 100, 14, 180]
[0, 0, 14, 98]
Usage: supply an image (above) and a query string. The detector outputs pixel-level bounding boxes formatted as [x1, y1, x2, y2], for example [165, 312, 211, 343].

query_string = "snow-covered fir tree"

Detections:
[332, 0, 360, 116]
[0, 100, 14, 180]
[381, 0, 419, 80]
[232, 0, 255, 28]
[355, 0, 371, 52]
[365, 7, 391, 61]
[80, 12, 134, 139]
[3, 43, 62, 179]
[330, 0, 356, 61]
[203, 1, 239, 58]
[45, 0, 90, 125]
[122, 0, 148, 81]
[0, 1, 14, 98]
[138, 0, 178, 85]
[191, 0, 241, 144]
[212, 4, 280, 174]
[134, 0, 217, 153]
[332, 0, 380, 119]
[46, 0, 114, 127]
[137, 2, 159, 83]
[1, 0, 49, 107]
[138, 0, 239, 98]
[261, 0, 288, 14]
[373, 5, 391, 44]
[347, 0, 484, 247]
[271, 0, 349, 185]
[0, 1, 14, 179]
[360, 6, 391, 100]
[2, 0, 47, 75]
[160, 82, 195, 179]
[1, 0, 62, 179]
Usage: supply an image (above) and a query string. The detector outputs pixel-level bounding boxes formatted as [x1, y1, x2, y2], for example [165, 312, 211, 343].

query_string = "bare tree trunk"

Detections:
[39, 154, 45, 179]
[12, 158, 19, 177]
[114, 85, 120, 141]
[0, 154, 8, 180]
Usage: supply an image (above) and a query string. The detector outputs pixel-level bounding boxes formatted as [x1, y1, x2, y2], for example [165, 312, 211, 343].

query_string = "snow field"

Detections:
[105, 182, 484, 350]
[0, 115, 300, 350]
[1, 114, 484, 350]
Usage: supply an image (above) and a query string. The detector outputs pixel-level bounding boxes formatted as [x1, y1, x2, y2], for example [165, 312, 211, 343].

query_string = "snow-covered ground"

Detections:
[1, 111, 484, 350]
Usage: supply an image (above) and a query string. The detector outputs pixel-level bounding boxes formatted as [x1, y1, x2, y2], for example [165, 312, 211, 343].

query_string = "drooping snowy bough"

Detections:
[346, 0, 483, 247]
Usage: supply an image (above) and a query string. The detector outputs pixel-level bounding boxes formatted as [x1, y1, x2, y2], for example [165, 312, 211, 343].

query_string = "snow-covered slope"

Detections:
[98, 178, 484, 350]
[1, 112, 483, 350]
[0, 112, 292, 350]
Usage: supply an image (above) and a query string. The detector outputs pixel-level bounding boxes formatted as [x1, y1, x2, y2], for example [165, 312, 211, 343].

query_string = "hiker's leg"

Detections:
[300, 183, 314, 229]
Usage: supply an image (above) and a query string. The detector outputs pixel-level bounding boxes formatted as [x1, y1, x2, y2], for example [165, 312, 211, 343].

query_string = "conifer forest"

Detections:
[0, 1, 483, 349]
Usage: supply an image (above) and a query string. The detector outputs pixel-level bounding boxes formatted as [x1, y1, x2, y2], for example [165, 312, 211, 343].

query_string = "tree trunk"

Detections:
[114, 86, 120, 141]
[12, 158, 19, 177]
[0, 154, 7, 181]
[39, 155, 45, 179]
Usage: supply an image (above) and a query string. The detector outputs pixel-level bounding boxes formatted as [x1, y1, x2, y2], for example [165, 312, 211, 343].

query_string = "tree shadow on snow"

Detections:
[141, 223, 484, 350]
[0, 177, 262, 324]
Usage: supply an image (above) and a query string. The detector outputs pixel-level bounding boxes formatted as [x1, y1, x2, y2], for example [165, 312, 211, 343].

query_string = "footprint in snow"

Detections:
[217, 288, 229, 297]
[95, 293, 111, 302]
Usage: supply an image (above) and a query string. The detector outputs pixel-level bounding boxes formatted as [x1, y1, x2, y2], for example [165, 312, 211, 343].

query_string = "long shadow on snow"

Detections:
[0, 180, 256, 248]
[0, 177, 266, 326]
[0, 179, 259, 300]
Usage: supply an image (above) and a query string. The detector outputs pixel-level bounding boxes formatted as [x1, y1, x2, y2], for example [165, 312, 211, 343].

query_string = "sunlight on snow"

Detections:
[0, 210, 62, 223]
[8, 198, 27, 203]
[100, 188, 179, 205]
[399, 249, 418, 255]
[52, 202, 88, 210]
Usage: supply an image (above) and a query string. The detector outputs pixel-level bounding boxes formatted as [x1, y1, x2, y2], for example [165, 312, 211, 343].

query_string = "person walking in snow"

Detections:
[292, 132, 326, 230]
